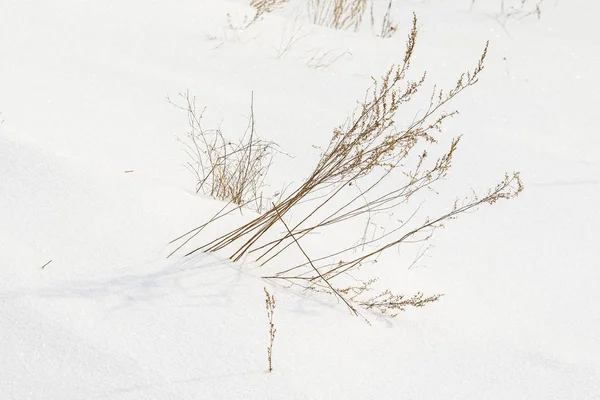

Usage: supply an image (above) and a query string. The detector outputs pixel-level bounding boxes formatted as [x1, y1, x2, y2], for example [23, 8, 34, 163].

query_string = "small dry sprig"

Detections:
[471, 0, 545, 28]
[275, 18, 309, 59]
[359, 290, 443, 318]
[378, 0, 398, 39]
[264, 287, 277, 373]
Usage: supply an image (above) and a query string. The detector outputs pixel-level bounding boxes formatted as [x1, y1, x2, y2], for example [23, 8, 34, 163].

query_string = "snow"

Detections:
[1, 0, 599, 398]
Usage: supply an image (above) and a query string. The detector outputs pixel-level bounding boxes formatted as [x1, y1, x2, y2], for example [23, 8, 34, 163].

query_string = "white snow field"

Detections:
[1, 0, 599, 398]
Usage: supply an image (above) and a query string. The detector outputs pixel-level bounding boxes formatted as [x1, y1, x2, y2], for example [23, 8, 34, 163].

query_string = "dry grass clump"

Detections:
[170, 91, 278, 213]
[309, 0, 398, 38]
[172, 15, 522, 318]
[308, 0, 368, 31]
[376, 0, 398, 38]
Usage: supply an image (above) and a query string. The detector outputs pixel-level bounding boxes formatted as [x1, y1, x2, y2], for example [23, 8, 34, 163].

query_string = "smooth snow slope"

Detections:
[1, 0, 599, 399]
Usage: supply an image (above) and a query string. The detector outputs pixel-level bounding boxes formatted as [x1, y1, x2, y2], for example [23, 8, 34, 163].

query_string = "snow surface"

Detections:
[1, 0, 599, 398]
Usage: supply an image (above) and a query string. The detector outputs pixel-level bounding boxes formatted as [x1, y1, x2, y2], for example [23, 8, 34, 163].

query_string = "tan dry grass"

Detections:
[172, 15, 522, 318]
[308, 0, 368, 31]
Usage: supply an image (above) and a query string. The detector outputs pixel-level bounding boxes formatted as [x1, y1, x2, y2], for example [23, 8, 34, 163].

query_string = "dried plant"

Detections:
[225, 0, 290, 31]
[339, 279, 443, 318]
[275, 18, 310, 59]
[264, 287, 276, 372]
[169, 91, 279, 213]
[250, 0, 291, 25]
[308, 0, 368, 31]
[172, 15, 523, 318]
[251, 0, 290, 14]
[378, 0, 398, 39]
[471, 0, 545, 24]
